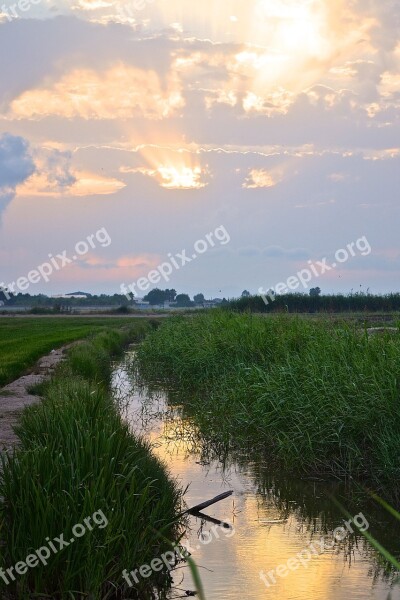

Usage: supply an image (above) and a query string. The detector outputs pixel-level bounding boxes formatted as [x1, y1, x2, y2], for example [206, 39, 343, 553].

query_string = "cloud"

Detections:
[74, 0, 113, 10]
[243, 168, 283, 189]
[42, 148, 77, 188]
[0, 133, 35, 213]
[1, 142, 125, 198]
[17, 171, 125, 197]
[15, 146, 75, 197]
[9, 64, 184, 121]
[0, 12, 398, 151]
[0, 16, 179, 110]
[71, 174, 126, 196]
[0, 4, 399, 296]
[48, 253, 164, 291]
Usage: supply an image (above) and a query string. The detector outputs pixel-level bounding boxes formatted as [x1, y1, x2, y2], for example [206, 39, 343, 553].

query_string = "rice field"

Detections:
[0, 317, 155, 387]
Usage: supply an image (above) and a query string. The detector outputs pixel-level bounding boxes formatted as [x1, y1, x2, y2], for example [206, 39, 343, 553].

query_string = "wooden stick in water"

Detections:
[186, 490, 233, 515]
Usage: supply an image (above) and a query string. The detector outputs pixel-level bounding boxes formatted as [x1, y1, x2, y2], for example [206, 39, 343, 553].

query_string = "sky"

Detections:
[0, 0, 399, 299]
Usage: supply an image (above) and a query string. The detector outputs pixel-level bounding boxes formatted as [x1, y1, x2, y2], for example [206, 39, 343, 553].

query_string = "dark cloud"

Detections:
[42, 149, 76, 188]
[0, 133, 35, 212]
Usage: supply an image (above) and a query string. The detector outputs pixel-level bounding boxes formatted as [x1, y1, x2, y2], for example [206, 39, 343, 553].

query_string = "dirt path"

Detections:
[0, 345, 73, 451]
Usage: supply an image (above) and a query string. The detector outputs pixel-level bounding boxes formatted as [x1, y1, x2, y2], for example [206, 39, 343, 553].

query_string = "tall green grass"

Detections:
[67, 325, 148, 383]
[136, 311, 400, 500]
[227, 291, 400, 314]
[0, 324, 183, 599]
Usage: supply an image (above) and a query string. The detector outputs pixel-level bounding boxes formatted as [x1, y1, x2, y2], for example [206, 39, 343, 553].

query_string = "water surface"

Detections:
[112, 354, 400, 600]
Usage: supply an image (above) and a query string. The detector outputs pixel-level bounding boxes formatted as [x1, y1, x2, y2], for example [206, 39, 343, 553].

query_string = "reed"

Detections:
[136, 311, 400, 500]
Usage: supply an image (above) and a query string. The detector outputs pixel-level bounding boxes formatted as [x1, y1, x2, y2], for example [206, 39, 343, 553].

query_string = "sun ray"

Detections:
[130, 145, 209, 190]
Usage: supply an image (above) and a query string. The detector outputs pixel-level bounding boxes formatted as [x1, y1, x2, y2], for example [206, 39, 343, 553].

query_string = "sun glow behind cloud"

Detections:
[253, 0, 329, 55]
[155, 166, 205, 189]
[177, 0, 375, 116]
[124, 165, 207, 190]
[121, 145, 209, 190]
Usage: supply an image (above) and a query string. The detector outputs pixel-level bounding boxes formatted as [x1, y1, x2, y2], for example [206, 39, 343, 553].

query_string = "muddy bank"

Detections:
[0, 345, 73, 450]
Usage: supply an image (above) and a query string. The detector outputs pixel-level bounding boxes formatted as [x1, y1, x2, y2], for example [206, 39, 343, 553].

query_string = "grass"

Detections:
[0, 323, 184, 599]
[0, 317, 156, 388]
[136, 310, 400, 501]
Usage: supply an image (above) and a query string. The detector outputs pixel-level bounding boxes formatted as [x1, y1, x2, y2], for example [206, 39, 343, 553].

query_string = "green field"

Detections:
[0, 317, 149, 387]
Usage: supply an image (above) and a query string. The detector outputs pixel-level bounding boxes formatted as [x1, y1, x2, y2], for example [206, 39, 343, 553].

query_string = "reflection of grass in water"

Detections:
[129, 370, 400, 548]
[331, 494, 400, 599]
[130, 339, 400, 597]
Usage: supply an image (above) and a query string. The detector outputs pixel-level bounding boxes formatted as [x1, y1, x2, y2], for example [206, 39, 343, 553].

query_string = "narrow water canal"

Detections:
[112, 353, 400, 600]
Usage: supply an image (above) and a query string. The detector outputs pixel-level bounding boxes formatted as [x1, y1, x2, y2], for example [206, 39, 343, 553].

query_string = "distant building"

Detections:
[203, 299, 223, 308]
[135, 299, 151, 309]
[52, 292, 91, 300]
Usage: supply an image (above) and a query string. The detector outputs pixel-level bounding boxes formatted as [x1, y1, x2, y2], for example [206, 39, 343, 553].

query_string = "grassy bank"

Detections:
[136, 311, 400, 500]
[0, 316, 158, 387]
[0, 323, 183, 599]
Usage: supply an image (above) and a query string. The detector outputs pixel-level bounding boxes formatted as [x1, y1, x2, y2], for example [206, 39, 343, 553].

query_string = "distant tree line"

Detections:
[0, 289, 210, 309]
[6, 288, 398, 313]
[228, 292, 400, 313]
[0, 293, 133, 308]
[142, 288, 195, 307]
